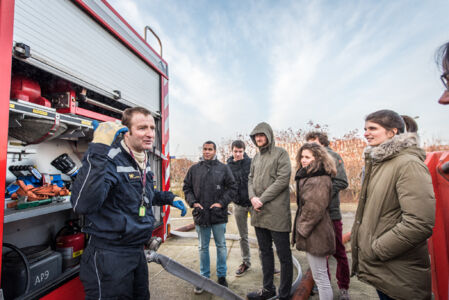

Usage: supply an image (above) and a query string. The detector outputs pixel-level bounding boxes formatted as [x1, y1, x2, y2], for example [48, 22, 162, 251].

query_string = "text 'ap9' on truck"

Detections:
[0, 0, 171, 299]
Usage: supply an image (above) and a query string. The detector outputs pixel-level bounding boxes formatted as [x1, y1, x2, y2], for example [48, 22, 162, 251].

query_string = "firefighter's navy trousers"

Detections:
[80, 237, 150, 300]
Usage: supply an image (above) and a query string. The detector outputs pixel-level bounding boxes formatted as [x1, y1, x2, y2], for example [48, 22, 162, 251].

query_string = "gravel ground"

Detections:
[147, 202, 379, 299]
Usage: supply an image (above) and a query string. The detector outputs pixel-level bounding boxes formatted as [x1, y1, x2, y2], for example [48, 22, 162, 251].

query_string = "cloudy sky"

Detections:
[109, 0, 449, 157]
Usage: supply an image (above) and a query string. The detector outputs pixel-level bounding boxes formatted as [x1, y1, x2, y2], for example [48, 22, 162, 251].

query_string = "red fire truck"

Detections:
[0, 0, 171, 299]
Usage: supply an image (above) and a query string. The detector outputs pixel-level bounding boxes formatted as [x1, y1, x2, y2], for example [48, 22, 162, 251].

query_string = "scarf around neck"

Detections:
[121, 139, 147, 170]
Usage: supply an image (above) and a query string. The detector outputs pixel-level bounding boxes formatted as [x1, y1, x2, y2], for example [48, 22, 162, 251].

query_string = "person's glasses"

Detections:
[441, 71, 449, 90]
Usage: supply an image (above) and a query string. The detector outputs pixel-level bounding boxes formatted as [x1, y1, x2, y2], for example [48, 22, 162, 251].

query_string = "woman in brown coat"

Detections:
[292, 143, 336, 300]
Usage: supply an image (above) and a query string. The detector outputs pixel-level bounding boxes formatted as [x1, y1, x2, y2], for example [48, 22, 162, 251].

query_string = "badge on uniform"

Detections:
[128, 172, 141, 180]
[139, 205, 146, 217]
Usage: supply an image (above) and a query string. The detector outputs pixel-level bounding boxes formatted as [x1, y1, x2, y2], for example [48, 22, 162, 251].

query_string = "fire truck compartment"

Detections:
[13, 0, 162, 112]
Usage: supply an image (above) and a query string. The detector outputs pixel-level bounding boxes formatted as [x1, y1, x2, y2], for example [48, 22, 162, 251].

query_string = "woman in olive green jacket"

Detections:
[351, 110, 435, 300]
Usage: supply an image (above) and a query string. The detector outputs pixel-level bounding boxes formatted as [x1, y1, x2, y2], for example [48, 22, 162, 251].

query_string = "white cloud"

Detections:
[263, 0, 449, 141]
[108, 0, 449, 156]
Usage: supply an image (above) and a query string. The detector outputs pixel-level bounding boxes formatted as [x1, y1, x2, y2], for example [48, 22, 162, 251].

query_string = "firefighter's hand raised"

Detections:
[92, 120, 128, 146]
[172, 197, 187, 217]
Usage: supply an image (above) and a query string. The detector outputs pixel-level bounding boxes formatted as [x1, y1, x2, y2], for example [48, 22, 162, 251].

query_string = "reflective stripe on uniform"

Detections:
[117, 166, 137, 173]
[73, 153, 92, 212]
[108, 147, 121, 159]
[94, 250, 101, 300]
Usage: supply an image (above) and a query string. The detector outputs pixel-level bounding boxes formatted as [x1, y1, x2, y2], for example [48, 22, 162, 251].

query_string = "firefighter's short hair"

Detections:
[122, 107, 152, 128]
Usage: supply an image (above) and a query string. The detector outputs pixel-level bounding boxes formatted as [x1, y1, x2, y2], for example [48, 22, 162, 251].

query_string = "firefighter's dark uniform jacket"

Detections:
[71, 140, 175, 247]
[71, 139, 174, 299]
[183, 158, 237, 226]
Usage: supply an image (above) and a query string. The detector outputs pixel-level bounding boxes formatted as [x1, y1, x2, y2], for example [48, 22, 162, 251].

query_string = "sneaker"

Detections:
[235, 262, 250, 277]
[194, 286, 204, 294]
[246, 288, 276, 300]
[339, 289, 350, 300]
[218, 277, 228, 287]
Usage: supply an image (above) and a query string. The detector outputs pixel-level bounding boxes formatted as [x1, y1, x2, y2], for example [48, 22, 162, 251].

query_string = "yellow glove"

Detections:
[92, 120, 128, 145]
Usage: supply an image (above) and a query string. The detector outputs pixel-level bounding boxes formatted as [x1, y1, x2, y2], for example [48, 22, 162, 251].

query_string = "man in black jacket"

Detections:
[183, 141, 237, 294]
[306, 131, 350, 300]
[227, 140, 252, 276]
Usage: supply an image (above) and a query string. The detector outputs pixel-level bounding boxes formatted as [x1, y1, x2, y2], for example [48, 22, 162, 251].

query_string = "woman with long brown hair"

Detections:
[292, 143, 336, 300]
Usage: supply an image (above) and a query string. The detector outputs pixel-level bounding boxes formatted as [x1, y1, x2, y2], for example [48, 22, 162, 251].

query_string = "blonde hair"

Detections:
[296, 143, 336, 177]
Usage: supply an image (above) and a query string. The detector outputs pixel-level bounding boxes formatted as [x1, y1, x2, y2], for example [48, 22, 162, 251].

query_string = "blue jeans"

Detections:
[195, 223, 227, 278]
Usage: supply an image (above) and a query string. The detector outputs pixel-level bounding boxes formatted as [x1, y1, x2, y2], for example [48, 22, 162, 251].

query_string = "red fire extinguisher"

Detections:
[55, 219, 85, 270]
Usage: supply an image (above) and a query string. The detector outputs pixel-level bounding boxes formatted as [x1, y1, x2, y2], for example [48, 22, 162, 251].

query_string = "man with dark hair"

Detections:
[183, 141, 237, 294]
[246, 122, 293, 300]
[306, 131, 350, 300]
[231, 140, 246, 150]
[305, 131, 330, 147]
[71, 108, 187, 299]
[227, 140, 252, 276]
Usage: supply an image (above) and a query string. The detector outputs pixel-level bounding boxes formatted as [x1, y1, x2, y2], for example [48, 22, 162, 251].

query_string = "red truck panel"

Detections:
[426, 151, 449, 300]
[0, 0, 15, 282]
[40, 277, 84, 300]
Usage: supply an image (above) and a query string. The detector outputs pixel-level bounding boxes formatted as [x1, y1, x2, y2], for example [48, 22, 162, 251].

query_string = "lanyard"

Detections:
[127, 147, 148, 211]
[128, 149, 147, 190]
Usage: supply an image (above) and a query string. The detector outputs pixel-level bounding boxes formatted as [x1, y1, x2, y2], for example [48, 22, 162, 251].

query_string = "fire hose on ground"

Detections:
[145, 234, 303, 300]
[291, 231, 352, 300]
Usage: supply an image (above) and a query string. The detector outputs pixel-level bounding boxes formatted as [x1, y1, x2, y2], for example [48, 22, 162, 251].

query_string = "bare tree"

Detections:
[176, 122, 448, 203]
[170, 158, 195, 197]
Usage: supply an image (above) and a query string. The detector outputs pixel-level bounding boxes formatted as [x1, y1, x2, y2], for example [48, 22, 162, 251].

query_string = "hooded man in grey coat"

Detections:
[246, 122, 293, 300]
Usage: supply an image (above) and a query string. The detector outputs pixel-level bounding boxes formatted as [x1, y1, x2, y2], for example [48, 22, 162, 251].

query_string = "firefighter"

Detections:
[71, 107, 187, 300]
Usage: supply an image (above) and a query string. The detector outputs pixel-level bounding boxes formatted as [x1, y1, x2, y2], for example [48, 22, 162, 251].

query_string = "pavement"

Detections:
[147, 203, 378, 299]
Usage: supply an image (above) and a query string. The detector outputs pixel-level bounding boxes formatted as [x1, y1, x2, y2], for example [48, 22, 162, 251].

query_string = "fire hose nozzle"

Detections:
[146, 250, 159, 263]
[147, 237, 162, 252]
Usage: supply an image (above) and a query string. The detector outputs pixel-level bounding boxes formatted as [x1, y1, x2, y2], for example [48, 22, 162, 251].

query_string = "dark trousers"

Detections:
[80, 240, 150, 300]
[327, 220, 350, 289]
[255, 227, 293, 299]
[377, 289, 396, 300]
